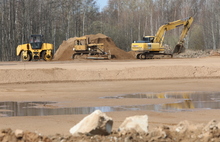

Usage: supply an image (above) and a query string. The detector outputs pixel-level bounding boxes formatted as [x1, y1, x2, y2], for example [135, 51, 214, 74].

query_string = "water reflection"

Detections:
[0, 92, 220, 117]
[103, 91, 220, 111]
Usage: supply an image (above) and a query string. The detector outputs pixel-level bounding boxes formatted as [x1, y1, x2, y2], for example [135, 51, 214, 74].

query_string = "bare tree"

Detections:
[0, 0, 220, 61]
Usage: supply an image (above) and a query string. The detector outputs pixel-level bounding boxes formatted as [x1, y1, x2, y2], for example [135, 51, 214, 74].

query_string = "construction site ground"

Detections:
[0, 56, 220, 138]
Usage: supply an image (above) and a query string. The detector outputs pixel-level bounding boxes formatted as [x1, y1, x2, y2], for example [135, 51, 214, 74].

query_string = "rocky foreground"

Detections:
[1, 122, 220, 142]
[1, 110, 220, 142]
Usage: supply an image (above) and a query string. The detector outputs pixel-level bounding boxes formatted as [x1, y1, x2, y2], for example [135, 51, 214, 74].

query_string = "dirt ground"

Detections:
[0, 56, 220, 141]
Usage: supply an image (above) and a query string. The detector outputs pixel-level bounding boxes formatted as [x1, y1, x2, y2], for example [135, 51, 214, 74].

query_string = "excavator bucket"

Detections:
[173, 44, 185, 54]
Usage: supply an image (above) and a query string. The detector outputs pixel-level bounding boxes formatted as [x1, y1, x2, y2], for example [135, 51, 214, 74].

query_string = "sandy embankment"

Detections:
[0, 57, 220, 84]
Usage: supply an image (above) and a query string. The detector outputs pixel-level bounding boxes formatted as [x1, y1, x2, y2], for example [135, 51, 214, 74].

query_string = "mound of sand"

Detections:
[53, 33, 134, 61]
[53, 37, 76, 61]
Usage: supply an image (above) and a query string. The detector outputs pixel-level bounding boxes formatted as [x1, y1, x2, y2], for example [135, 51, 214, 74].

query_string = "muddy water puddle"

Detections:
[0, 92, 220, 117]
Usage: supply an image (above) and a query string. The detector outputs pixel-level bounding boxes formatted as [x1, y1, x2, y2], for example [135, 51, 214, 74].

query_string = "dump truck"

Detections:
[72, 36, 111, 60]
[16, 35, 54, 61]
[131, 17, 194, 59]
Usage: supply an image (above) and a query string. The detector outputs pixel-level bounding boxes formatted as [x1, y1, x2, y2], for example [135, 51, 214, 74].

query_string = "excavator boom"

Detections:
[154, 17, 193, 45]
[178, 17, 194, 43]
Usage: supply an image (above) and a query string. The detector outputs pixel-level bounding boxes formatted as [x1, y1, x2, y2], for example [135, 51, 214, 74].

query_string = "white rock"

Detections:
[69, 110, 113, 136]
[203, 120, 218, 133]
[15, 129, 23, 138]
[175, 120, 190, 133]
[217, 122, 220, 129]
[118, 115, 148, 134]
[174, 120, 204, 134]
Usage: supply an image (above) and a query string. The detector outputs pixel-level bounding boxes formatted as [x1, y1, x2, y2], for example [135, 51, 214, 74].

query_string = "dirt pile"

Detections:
[53, 37, 76, 61]
[174, 49, 220, 58]
[210, 50, 220, 56]
[53, 33, 134, 61]
[0, 129, 51, 142]
[1, 120, 220, 142]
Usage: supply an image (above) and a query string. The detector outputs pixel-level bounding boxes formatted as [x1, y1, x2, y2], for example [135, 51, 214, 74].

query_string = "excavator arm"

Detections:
[173, 17, 194, 54]
[154, 17, 194, 53]
[178, 17, 194, 44]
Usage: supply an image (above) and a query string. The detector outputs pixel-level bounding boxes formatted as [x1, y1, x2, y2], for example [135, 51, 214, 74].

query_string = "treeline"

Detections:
[0, 0, 220, 61]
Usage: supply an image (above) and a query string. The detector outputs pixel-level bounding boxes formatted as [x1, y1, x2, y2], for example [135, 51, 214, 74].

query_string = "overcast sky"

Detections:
[96, 0, 108, 11]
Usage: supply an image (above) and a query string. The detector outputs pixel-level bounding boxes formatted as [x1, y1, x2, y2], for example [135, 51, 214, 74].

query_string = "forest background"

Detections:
[0, 0, 219, 61]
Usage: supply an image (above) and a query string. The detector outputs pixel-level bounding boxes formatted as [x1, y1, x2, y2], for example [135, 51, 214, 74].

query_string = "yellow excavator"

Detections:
[16, 35, 54, 61]
[131, 17, 194, 59]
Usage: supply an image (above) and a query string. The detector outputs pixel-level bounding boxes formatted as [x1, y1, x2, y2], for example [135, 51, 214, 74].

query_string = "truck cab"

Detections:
[29, 35, 43, 49]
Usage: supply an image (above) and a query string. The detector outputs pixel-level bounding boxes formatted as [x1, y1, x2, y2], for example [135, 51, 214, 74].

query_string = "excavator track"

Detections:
[136, 52, 173, 59]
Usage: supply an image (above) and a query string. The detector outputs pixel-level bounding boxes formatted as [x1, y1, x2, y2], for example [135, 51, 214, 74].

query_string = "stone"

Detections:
[69, 110, 113, 136]
[203, 120, 218, 133]
[210, 50, 220, 56]
[175, 120, 190, 133]
[149, 126, 167, 140]
[118, 115, 148, 134]
[15, 129, 24, 138]
[217, 122, 220, 129]
[174, 120, 203, 134]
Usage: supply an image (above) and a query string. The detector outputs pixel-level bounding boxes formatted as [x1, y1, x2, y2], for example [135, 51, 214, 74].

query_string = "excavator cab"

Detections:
[134, 36, 154, 43]
[29, 35, 43, 49]
[143, 36, 154, 43]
